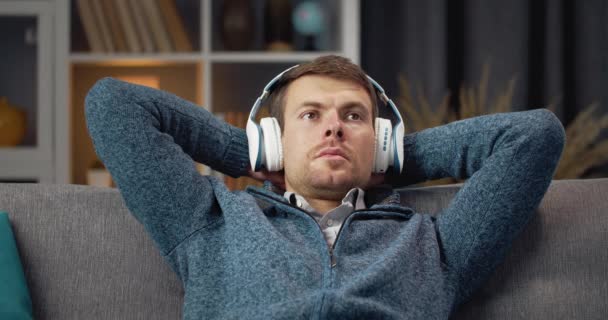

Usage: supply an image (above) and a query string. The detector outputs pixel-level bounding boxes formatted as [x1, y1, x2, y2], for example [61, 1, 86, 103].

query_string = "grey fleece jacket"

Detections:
[84, 77, 565, 319]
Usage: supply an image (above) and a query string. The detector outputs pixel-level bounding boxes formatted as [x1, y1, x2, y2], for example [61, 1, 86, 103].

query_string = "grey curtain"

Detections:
[362, 0, 608, 122]
[361, 0, 608, 176]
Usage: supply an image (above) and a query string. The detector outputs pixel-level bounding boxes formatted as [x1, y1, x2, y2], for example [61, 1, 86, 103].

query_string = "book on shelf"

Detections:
[100, 0, 128, 52]
[113, 0, 142, 52]
[75, 0, 194, 53]
[89, 0, 115, 52]
[75, 0, 104, 52]
[140, 0, 173, 52]
[128, 0, 155, 52]
[158, 0, 194, 52]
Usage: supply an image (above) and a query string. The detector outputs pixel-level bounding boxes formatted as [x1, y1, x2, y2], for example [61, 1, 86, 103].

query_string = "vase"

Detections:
[0, 97, 27, 147]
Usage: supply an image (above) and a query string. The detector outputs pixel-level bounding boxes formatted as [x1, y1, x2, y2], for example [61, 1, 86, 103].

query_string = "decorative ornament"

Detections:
[0, 97, 27, 146]
[292, 1, 325, 51]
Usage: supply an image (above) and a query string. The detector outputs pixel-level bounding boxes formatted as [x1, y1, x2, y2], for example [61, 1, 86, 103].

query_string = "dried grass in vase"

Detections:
[551, 103, 608, 179]
[397, 64, 516, 186]
[397, 63, 608, 184]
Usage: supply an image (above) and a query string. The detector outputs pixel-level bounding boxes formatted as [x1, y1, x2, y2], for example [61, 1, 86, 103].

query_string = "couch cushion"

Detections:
[0, 184, 183, 320]
[0, 211, 33, 320]
[398, 178, 608, 319]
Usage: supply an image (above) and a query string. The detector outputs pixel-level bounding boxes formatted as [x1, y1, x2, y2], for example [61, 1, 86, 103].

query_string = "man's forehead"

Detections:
[284, 75, 373, 110]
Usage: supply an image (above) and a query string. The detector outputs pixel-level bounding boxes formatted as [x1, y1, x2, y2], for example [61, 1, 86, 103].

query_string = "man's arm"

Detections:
[85, 78, 250, 256]
[389, 109, 565, 308]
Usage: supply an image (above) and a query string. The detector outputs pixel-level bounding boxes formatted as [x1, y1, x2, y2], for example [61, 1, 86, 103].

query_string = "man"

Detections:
[85, 55, 564, 319]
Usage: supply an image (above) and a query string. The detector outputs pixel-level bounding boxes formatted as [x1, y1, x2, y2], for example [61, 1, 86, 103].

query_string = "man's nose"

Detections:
[325, 126, 344, 139]
[324, 112, 344, 139]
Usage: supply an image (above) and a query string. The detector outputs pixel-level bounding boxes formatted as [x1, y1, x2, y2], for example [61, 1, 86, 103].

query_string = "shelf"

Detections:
[0, 147, 52, 181]
[208, 51, 344, 62]
[69, 51, 345, 64]
[0, 146, 44, 158]
[69, 52, 204, 64]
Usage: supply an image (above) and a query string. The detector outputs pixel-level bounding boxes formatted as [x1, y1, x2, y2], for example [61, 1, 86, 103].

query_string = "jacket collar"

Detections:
[247, 181, 402, 208]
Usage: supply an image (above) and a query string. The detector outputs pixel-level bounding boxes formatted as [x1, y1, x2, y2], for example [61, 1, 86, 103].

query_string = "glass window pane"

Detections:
[0, 16, 38, 147]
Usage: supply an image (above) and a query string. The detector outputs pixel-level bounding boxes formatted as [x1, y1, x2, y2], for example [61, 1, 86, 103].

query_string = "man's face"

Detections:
[281, 75, 376, 200]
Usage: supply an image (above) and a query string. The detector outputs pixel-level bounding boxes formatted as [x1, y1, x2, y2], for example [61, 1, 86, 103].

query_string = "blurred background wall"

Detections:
[362, 0, 608, 179]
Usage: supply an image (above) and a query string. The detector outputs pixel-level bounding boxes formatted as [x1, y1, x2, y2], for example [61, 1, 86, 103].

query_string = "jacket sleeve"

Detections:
[85, 77, 250, 256]
[388, 109, 565, 308]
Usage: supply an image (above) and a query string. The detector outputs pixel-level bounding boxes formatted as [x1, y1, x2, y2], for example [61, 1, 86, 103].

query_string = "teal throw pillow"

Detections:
[0, 211, 33, 320]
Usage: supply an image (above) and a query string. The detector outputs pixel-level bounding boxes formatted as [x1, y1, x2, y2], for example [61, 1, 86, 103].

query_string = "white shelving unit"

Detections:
[0, 1, 54, 183]
[3, 0, 360, 185]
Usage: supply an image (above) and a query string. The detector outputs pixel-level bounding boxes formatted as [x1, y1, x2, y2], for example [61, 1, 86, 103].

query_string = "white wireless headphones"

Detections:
[246, 65, 405, 174]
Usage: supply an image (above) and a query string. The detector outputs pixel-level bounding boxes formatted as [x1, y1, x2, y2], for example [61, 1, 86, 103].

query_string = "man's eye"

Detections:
[347, 113, 361, 121]
[302, 112, 317, 120]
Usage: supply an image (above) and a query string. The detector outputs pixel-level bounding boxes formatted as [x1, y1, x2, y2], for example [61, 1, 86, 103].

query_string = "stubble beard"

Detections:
[287, 162, 361, 201]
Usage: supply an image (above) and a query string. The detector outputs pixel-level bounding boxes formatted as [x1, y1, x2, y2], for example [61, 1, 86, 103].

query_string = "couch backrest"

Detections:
[0, 183, 183, 320]
[400, 179, 608, 319]
[0, 179, 606, 319]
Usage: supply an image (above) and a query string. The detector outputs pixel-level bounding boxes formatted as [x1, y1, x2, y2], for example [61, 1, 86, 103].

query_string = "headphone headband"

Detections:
[247, 65, 299, 124]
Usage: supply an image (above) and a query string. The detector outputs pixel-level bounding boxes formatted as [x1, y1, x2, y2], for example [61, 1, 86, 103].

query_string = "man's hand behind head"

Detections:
[248, 168, 286, 190]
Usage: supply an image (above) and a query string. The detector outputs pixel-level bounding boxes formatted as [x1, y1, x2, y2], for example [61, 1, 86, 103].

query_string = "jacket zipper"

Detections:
[292, 205, 339, 268]
[250, 191, 335, 267]
[327, 209, 377, 267]
[330, 222, 346, 268]
[249, 190, 412, 269]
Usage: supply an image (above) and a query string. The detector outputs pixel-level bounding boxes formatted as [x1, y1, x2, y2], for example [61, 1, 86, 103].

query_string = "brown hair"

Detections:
[266, 55, 378, 130]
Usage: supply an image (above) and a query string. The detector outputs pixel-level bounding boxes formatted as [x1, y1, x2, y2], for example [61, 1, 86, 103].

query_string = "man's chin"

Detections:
[308, 173, 357, 192]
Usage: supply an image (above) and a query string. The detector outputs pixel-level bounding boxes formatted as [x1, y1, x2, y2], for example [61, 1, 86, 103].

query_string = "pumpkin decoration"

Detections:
[0, 97, 27, 146]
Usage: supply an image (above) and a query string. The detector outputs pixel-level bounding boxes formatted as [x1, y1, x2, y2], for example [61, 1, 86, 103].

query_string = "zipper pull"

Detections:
[330, 248, 337, 268]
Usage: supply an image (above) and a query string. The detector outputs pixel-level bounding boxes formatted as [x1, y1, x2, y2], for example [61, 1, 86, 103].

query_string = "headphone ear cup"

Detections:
[373, 118, 392, 173]
[260, 117, 283, 171]
[246, 118, 263, 171]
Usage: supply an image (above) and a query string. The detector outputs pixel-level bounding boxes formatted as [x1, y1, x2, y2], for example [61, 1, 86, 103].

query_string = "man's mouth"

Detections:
[316, 147, 349, 160]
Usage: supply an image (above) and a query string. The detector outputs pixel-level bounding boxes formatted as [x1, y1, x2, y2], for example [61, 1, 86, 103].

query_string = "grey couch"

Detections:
[1, 179, 606, 319]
